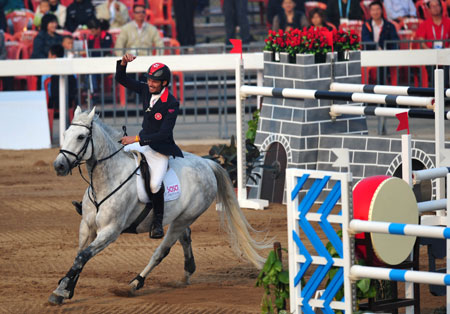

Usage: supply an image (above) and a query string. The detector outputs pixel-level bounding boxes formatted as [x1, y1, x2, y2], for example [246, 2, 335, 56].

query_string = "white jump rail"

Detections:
[330, 82, 450, 98]
[330, 105, 450, 120]
[240, 85, 434, 108]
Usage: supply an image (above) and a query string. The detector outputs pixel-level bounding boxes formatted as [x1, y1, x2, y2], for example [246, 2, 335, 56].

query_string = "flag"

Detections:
[396, 112, 410, 134]
[324, 30, 334, 53]
[229, 39, 242, 59]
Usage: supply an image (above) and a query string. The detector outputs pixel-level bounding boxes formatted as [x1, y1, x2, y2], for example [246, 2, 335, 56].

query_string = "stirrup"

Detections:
[150, 223, 164, 239]
[72, 201, 82, 216]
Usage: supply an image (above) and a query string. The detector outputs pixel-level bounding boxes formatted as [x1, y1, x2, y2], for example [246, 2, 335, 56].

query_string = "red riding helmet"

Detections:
[145, 62, 171, 86]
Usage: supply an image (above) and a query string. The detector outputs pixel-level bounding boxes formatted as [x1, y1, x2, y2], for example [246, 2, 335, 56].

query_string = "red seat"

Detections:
[147, 0, 176, 39]
[6, 41, 37, 90]
[360, 0, 371, 21]
[59, 0, 74, 7]
[401, 17, 422, 32]
[416, 0, 447, 19]
[6, 11, 35, 34]
[13, 30, 38, 57]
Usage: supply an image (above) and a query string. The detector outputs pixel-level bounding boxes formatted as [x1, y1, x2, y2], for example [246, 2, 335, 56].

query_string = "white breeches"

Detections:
[124, 142, 169, 194]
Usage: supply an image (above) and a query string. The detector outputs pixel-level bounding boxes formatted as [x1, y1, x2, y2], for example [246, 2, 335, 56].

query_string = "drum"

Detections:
[353, 175, 418, 265]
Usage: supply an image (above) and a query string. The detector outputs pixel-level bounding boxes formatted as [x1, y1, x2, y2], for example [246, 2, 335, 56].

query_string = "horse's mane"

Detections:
[93, 116, 123, 142]
[73, 111, 123, 142]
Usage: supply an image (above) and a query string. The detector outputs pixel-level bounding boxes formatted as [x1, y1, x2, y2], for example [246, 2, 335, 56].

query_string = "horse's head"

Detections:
[54, 106, 96, 176]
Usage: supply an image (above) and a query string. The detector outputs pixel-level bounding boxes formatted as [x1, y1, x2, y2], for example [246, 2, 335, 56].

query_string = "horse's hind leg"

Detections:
[129, 219, 191, 291]
[179, 227, 195, 285]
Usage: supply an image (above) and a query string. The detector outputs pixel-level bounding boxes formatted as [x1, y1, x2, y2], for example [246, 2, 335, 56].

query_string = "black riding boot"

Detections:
[150, 184, 165, 239]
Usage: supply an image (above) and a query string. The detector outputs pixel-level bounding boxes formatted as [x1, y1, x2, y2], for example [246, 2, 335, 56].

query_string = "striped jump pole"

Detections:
[240, 85, 435, 109]
[330, 82, 450, 98]
[350, 265, 450, 286]
[330, 105, 450, 120]
[413, 167, 450, 183]
[349, 219, 450, 239]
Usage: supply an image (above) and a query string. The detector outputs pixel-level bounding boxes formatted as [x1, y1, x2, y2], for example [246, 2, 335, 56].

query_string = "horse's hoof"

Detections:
[48, 293, 64, 305]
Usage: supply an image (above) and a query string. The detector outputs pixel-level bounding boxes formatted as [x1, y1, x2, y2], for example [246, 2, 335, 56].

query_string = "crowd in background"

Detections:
[1, 0, 450, 93]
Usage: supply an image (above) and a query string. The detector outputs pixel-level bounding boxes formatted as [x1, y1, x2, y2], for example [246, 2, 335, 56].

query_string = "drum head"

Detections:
[369, 177, 418, 265]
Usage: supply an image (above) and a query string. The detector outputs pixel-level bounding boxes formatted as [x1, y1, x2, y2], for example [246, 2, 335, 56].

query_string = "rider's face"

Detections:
[147, 78, 164, 94]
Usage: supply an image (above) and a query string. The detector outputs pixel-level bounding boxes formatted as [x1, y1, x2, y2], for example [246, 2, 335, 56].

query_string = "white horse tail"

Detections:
[207, 160, 271, 269]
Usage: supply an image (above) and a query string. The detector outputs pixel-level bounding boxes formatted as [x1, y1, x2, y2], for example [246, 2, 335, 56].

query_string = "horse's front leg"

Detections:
[48, 224, 121, 305]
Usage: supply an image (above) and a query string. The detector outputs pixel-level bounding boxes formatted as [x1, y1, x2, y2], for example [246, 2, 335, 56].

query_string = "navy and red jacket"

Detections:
[115, 60, 183, 158]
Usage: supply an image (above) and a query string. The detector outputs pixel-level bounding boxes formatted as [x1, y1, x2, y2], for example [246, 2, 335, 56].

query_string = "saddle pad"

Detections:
[126, 145, 181, 204]
[136, 167, 181, 203]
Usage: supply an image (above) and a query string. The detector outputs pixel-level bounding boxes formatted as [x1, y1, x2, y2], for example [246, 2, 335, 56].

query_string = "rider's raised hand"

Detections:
[121, 53, 136, 66]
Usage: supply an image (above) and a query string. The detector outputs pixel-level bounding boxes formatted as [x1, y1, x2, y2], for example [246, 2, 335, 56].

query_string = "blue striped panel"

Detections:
[291, 174, 309, 201]
[389, 269, 406, 282]
[388, 223, 406, 235]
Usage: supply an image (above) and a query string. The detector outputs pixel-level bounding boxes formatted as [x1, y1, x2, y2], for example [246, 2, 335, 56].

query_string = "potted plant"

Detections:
[204, 135, 278, 189]
[264, 29, 287, 62]
[333, 29, 361, 61]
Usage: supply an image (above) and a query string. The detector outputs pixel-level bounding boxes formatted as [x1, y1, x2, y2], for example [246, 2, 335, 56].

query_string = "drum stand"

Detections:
[357, 233, 421, 314]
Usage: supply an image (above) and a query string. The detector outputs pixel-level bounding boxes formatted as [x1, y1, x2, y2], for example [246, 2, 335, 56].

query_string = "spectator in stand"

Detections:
[34, 0, 51, 30]
[0, 29, 13, 90]
[64, 0, 95, 32]
[96, 0, 129, 29]
[0, 0, 6, 32]
[45, 44, 77, 126]
[272, 0, 308, 32]
[309, 7, 333, 30]
[224, 0, 253, 45]
[87, 18, 113, 57]
[416, 0, 450, 49]
[267, 0, 305, 28]
[31, 14, 62, 59]
[174, 0, 196, 46]
[362, 1, 399, 85]
[362, 1, 399, 50]
[114, 3, 163, 56]
[326, 0, 363, 29]
[49, 0, 67, 28]
[383, 0, 416, 24]
[86, 18, 113, 92]
[61, 35, 75, 57]
[2, 0, 24, 13]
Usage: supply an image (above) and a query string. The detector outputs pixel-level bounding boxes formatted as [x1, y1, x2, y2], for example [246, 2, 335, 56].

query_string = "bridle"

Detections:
[59, 123, 139, 212]
[59, 123, 94, 172]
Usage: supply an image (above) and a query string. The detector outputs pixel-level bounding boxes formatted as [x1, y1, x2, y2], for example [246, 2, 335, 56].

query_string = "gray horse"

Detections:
[49, 107, 269, 305]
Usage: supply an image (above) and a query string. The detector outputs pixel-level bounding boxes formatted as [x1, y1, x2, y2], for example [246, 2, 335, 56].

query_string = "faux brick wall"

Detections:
[249, 51, 441, 202]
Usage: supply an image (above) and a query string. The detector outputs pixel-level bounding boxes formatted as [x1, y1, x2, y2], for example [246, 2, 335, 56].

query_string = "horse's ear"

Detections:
[74, 106, 82, 117]
[87, 106, 96, 123]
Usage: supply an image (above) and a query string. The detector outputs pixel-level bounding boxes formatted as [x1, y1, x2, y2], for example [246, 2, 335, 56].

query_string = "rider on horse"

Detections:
[118, 53, 183, 238]
[73, 53, 183, 238]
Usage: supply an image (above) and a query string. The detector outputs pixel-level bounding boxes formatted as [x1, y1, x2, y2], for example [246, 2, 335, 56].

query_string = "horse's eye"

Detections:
[77, 135, 85, 141]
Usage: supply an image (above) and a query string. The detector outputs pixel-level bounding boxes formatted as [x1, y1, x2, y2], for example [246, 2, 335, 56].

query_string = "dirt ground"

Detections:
[0, 145, 446, 313]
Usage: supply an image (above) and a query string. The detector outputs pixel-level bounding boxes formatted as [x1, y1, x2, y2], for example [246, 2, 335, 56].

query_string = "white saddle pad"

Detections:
[128, 148, 181, 204]
[135, 167, 181, 203]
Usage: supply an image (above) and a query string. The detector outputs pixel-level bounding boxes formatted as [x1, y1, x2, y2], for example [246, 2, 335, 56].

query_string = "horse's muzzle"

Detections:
[54, 155, 70, 176]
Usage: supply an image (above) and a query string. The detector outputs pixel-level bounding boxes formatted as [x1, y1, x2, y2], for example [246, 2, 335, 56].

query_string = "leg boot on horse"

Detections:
[150, 184, 164, 239]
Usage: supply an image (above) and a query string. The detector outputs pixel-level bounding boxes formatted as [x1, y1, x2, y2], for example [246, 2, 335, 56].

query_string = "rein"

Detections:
[60, 123, 139, 212]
